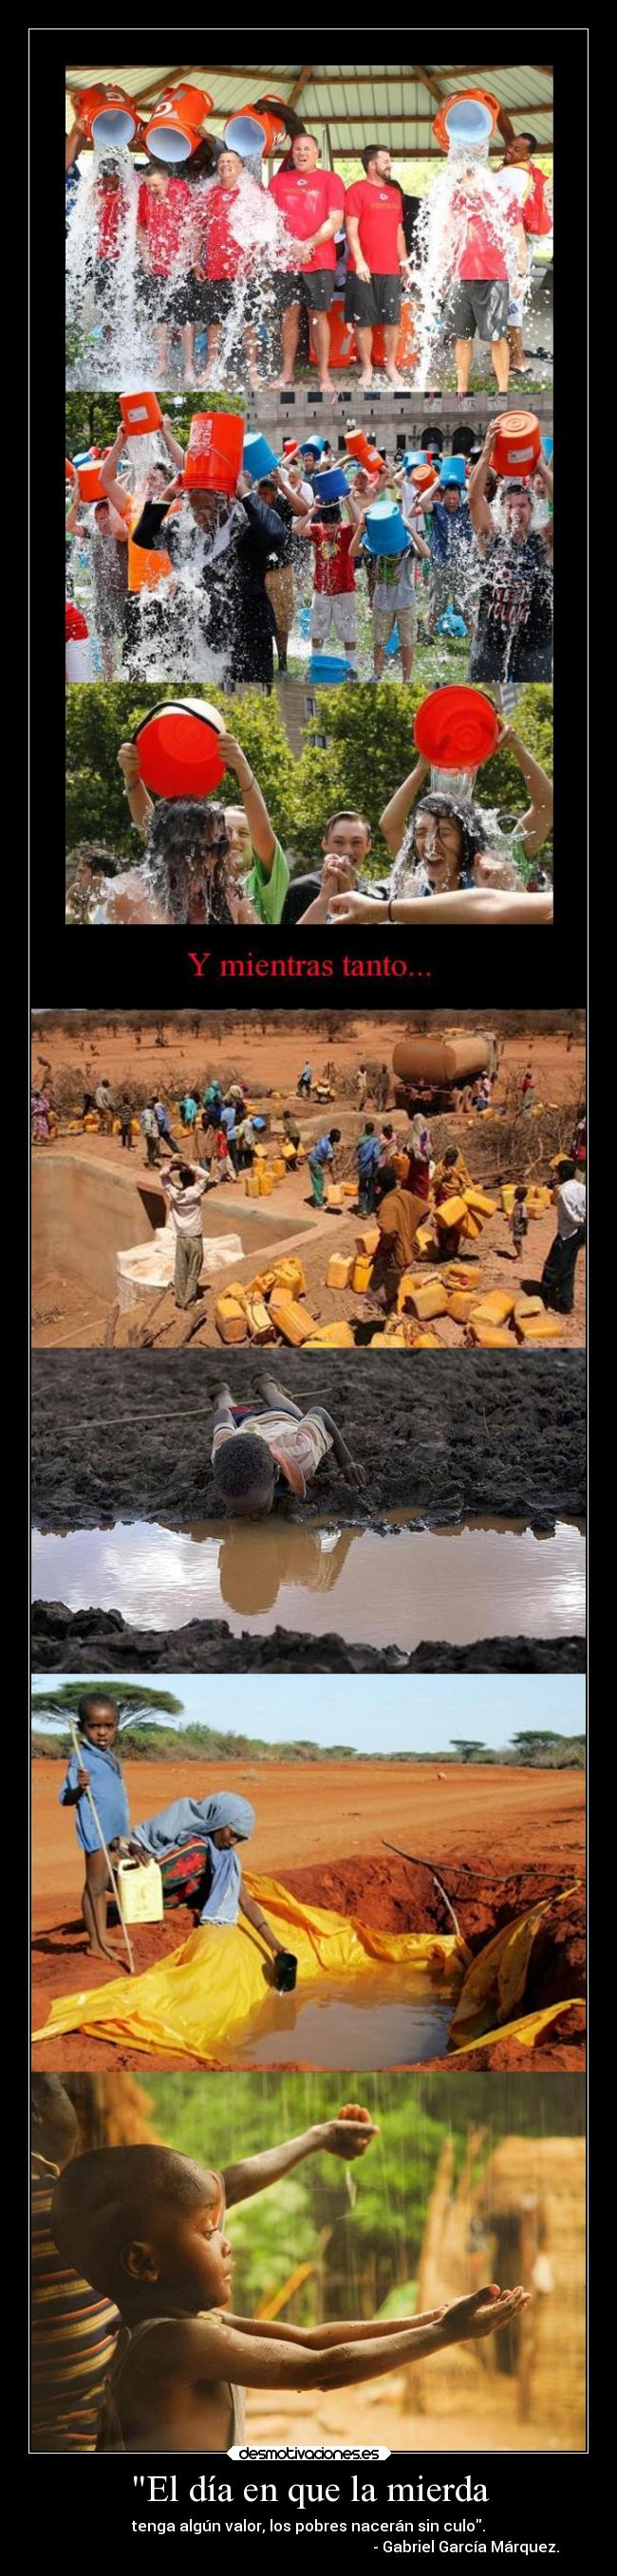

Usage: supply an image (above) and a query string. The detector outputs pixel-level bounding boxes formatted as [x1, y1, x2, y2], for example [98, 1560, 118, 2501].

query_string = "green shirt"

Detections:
[244, 837, 290, 927]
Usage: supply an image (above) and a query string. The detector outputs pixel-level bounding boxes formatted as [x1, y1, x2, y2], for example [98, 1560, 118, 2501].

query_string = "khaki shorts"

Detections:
[266, 562, 295, 631]
[373, 602, 417, 648]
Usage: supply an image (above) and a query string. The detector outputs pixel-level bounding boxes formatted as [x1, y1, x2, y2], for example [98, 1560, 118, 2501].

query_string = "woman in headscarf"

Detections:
[327, 728, 553, 924]
[129, 1790, 285, 1966]
[403, 1112, 433, 1203]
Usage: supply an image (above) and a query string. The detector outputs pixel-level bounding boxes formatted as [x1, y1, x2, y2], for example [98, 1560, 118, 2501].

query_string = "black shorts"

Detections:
[192, 273, 265, 328]
[345, 271, 402, 329]
[137, 271, 192, 326]
[273, 267, 336, 315]
[444, 278, 509, 342]
[93, 257, 119, 305]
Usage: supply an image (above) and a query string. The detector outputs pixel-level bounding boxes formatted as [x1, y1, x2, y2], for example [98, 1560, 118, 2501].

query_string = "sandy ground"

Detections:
[244, 2380, 583, 2452]
[32, 1127, 586, 1354]
[32, 1019, 585, 1105]
[31, 1757, 585, 2074]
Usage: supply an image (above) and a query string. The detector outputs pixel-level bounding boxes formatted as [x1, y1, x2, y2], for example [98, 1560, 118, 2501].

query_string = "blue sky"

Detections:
[31, 1674, 585, 1753]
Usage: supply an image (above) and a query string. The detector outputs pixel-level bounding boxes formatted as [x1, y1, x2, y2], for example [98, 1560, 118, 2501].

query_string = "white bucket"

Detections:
[116, 1857, 163, 1923]
[65, 638, 94, 682]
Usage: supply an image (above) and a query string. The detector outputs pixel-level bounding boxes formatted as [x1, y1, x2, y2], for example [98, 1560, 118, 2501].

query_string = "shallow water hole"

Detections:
[222, 1972, 455, 2071]
[30, 1516, 586, 1649]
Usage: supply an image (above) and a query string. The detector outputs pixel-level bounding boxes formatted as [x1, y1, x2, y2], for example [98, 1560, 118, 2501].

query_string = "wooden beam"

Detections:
[411, 64, 445, 104]
[288, 65, 314, 108]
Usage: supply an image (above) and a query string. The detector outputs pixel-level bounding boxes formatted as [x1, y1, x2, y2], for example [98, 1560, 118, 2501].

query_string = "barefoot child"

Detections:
[60, 1696, 129, 1963]
[211, 1371, 366, 1514]
[50, 2143, 529, 2454]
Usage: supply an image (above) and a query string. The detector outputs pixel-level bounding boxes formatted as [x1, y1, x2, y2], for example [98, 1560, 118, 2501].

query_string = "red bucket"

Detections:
[183, 412, 245, 493]
[120, 391, 163, 437]
[491, 412, 542, 479]
[414, 686, 499, 771]
[132, 700, 227, 799]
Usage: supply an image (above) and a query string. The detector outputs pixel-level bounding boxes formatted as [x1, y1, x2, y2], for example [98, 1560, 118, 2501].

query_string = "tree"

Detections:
[31, 1682, 184, 1731]
[450, 1740, 488, 1764]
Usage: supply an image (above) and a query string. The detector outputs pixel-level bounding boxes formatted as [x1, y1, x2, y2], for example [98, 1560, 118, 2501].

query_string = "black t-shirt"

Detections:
[476, 530, 552, 667]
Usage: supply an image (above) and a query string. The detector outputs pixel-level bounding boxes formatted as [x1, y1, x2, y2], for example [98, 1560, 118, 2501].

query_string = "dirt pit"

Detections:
[30, 1516, 586, 1654]
[30, 1349, 587, 1532]
[31, 1603, 586, 1674]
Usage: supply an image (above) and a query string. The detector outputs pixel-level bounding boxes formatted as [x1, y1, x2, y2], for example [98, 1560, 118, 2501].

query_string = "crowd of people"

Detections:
[65, 713, 553, 928]
[66, 114, 552, 395]
[65, 415, 553, 688]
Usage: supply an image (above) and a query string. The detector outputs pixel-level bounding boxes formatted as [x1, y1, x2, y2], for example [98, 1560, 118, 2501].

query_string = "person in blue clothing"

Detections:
[356, 1121, 382, 1215]
[422, 476, 475, 637]
[308, 1126, 341, 1208]
[60, 1695, 129, 1963]
[180, 1091, 198, 1131]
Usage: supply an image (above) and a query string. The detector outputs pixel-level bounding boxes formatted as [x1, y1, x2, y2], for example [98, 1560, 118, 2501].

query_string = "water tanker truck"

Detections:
[392, 1031, 498, 1113]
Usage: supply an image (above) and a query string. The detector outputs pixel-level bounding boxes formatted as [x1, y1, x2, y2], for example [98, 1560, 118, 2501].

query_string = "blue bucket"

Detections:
[384, 624, 401, 656]
[364, 502, 409, 557]
[311, 467, 349, 502]
[308, 655, 351, 684]
[224, 111, 269, 158]
[542, 436, 553, 461]
[439, 455, 466, 487]
[244, 431, 279, 482]
[300, 436, 326, 459]
[402, 450, 429, 471]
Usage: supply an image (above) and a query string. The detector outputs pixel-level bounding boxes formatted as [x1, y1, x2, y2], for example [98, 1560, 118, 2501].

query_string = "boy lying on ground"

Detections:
[211, 1371, 366, 1514]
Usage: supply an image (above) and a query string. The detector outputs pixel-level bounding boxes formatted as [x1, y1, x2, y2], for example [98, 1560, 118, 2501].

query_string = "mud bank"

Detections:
[31, 1603, 586, 1674]
[31, 1350, 586, 1531]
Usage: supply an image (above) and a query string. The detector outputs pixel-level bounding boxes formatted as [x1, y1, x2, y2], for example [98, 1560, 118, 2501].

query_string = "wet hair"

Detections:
[51, 2146, 221, 2301]
[146, 799, 235, 925]
[32, 2075, 79, 2168]
[361, 143, 392, 172]
[77, 1693, 118, 1731]
[326, 809, 371, 841]
[394, 792, 491, 891]
[212, 1434, 275, 1509]
[315, 501, 341, 525]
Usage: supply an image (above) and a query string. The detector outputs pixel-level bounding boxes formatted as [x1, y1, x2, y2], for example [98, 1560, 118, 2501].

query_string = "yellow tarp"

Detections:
[444, 1997, 583, 2057]
[31, 1873, 469, 2069]
[450, 1884, 582, 2046]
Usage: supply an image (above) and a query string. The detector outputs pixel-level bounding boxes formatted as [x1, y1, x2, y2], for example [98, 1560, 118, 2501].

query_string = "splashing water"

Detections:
[390, 792, 534, 899]
[65, 142, 143, 387]
[193, 168, 290, 387]
[410, 140, 524, 391]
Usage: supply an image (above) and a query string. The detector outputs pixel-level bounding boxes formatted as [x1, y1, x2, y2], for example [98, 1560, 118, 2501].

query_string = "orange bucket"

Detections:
[432, 87, 500, 153]
[65, 456, 75, 480]
[345, 431, 383, 473]
[411, 462, 439, 496]
[490, 412, 541, 478]
[74, 83, 139, 148]
[224, 103, 287, 158]
[309, 297, 356, 368]
[182, 412, 245, 494]
[144, 85, 213, 162]
[120, 391, 163, 437]
[77, 457, 109, 501]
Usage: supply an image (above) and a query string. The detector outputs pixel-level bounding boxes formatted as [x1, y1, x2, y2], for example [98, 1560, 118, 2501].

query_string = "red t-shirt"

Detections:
[452, 181, 519, 282]
[198, 185, 254, 280]
[521, 162, 552, 236]
[96, 189, 122, 260]
[269, 168, 345, 271]
[137, 177, 192, 277]
[345, 178, 403, 274]
[309, 525, 356, 595]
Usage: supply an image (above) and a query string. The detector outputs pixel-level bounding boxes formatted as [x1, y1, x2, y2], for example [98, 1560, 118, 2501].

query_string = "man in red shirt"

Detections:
[269, 133, 345, 391]
[137, 165, 196, 383]
[345, 144, 409, 386]
[193, 148, 270, 389]
[443, 166, 527, 395]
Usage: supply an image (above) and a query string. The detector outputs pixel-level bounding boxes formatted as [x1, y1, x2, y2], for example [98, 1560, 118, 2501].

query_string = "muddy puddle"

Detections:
[30, 1516, 586, 1648]
[225, 1972, 455, 2070]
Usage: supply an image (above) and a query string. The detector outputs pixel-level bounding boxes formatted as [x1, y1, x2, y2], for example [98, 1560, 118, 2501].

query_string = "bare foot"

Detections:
[318, 380, 339, 398]
[383, 365, 406, 387]
[85, 1938, 122, 1963]
[358, 369, 373, 389]
[271, 374, 295, 391]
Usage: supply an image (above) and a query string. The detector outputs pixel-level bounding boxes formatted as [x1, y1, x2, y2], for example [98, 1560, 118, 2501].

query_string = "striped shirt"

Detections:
[31, 2157, 120, 2451]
